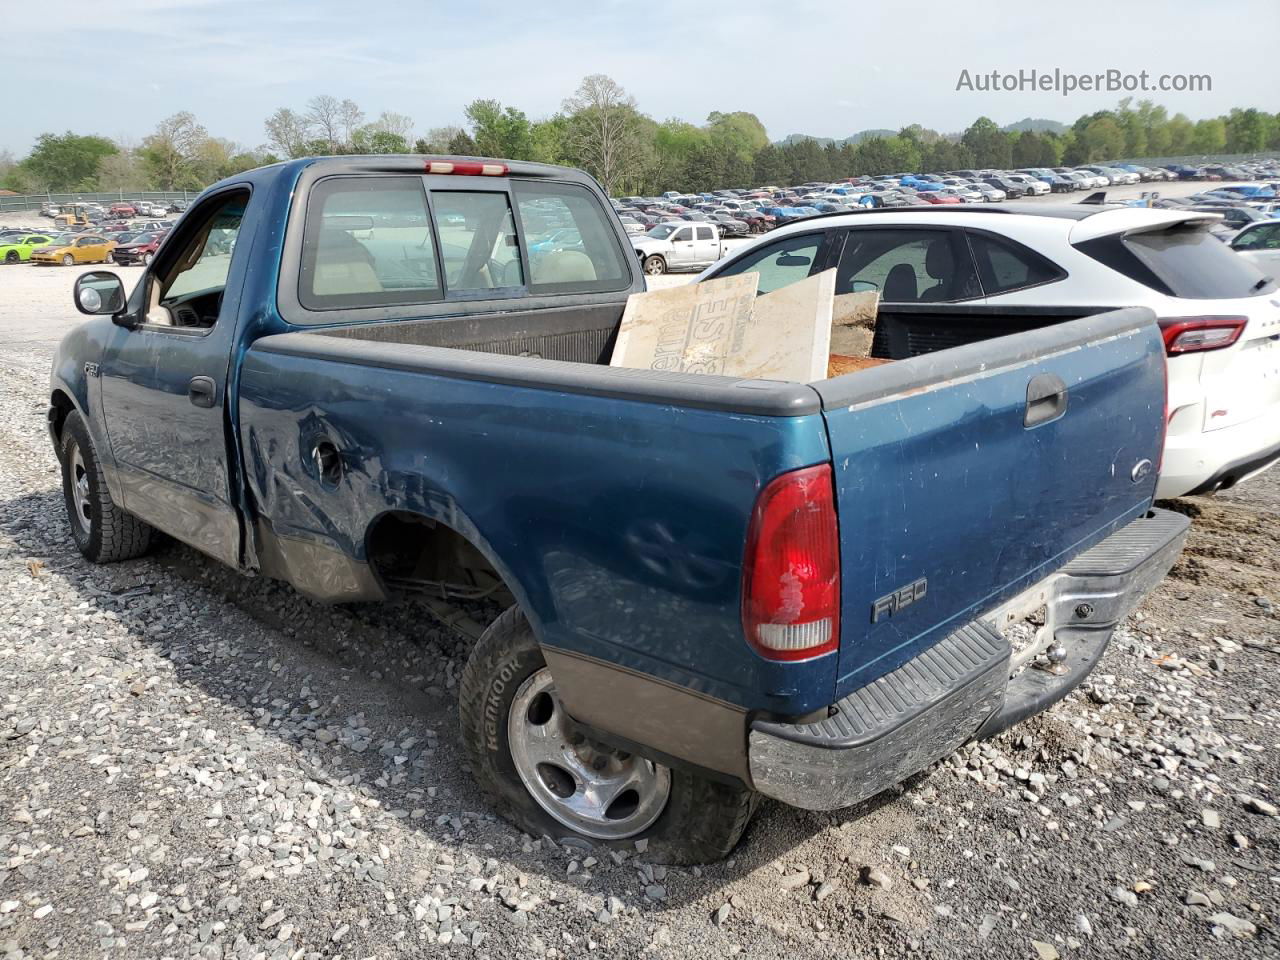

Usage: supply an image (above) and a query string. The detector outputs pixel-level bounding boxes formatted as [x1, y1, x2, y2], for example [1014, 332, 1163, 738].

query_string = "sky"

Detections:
[3, 0, 1274, 156]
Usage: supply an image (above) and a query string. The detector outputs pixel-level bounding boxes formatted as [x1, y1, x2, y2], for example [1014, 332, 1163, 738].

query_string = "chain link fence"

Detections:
[0, 190, 201, 215]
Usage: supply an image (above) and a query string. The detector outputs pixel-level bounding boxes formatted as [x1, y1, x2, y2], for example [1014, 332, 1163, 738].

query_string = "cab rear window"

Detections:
[299, 177, 442, 311]
[511, 180, 630, 294]
[298, 175, 630, 311]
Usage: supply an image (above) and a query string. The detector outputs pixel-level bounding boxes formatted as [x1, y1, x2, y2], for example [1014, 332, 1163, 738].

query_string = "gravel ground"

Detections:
[0, 256, 1277, 960]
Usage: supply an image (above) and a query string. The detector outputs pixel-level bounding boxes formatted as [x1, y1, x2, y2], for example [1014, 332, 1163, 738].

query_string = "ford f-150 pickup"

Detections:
[51, 155, 1187, 863]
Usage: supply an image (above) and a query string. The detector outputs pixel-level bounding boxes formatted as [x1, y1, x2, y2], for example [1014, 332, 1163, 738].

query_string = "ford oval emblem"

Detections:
[1131, 459, 1153, 483]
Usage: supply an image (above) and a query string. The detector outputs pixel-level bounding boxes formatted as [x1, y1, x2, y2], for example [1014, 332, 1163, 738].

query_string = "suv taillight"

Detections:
[1158, 316, 1247, 355]
[742, 464, 840, 662]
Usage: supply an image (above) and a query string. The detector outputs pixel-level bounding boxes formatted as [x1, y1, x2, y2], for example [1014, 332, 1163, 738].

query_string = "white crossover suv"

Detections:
[701, 203, 1280, 498]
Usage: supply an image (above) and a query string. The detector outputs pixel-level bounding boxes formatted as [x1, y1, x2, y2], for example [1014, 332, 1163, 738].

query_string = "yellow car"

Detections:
[30, 234, 117, 266]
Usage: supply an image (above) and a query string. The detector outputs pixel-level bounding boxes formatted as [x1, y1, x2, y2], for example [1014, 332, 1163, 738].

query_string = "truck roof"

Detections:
[207, 154, 601, 196]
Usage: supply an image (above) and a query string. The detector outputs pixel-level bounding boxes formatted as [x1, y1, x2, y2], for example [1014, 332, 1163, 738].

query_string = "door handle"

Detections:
[1024, 373, 1067, 427]
[188, 376, 216, 408]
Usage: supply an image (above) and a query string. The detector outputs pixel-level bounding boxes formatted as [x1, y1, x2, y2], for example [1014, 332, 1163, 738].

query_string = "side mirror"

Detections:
[74, 271, 127, 318]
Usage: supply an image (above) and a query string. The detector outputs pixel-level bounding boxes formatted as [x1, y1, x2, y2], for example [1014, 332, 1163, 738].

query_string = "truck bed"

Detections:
[309, 297, 1108, 374]
[239, 302, 1165, 780]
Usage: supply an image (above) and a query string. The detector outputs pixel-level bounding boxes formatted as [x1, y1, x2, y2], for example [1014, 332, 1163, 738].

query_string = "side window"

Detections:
[160, 192, 248, 308]
[711, 232, 823, 295]
[512, 180, 628, 293]
[78, 237, 96, 247]
[835, 228, 980, 302]
[1234, 224, 1280, 250]
[696, 226, 714, 241]
[431, 191, 523, 291]
[968, 232, 1064, 295]
[673, 228, 693, 242]
[299, 177, 439, 310]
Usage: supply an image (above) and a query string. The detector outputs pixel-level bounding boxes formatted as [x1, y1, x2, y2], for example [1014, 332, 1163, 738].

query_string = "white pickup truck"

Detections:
[632, 221, 754, 275]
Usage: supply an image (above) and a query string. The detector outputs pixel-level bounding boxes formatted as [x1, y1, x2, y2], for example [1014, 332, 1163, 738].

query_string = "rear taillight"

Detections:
[1158, 316, 1247, 355]
[742, 464, 841, 662]
[1157, 342, 1169, 475]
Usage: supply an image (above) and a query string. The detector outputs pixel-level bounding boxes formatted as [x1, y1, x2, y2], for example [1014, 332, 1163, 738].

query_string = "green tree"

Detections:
[447, 130, 477, 155]
[415, 126, 463, 154]
[1165, 113, 1195, 154]
[351, 127, 410, 154]
[1224, 108, 1271, 153]
[782, 138, 830, 183]
[562, 74, 648, 195]
[19, 132, 117, 190]
[852, 137, 896, 176]
[1078, 116, 1125, 161]
[651, 119, 707, 189]
[1011, 131, 1046, 167]
[1189, 118, 1227, 153]
[961, 117, 1012, 168]
[464, 99, 533, 158]
[140, 113, 210, 189]
[706, 110, 769, 172]
[264, 108, 313, 158]
[529, 116, 570, 165]
[752, 144, 789, 186]
[1135, 100, 1170, 156]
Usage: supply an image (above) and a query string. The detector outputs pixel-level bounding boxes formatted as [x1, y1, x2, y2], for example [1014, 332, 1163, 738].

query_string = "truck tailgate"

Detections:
[811, 307, 1166, 698]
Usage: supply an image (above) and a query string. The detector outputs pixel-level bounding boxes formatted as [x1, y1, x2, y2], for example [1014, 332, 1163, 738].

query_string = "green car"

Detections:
[0, 233, 57, 264]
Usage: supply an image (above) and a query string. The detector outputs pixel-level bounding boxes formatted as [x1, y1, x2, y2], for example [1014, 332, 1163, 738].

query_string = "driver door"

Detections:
[98, 185, 255, 567]
[668, 226, 695, 268]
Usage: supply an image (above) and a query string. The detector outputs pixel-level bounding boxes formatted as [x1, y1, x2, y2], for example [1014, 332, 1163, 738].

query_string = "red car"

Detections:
[109, 230, 167, 266]
[109, 203, 136, 218]
[917, 191, 961, 205]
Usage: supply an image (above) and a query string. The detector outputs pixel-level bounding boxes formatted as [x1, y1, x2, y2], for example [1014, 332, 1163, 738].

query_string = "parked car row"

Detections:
[40, 198, 190, 220]
[0, 225, 170, 266]
[610, 158, 1280, 241]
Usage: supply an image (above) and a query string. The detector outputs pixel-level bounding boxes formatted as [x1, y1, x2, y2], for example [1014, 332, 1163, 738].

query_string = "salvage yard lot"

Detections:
[0, 252, 1277, 959]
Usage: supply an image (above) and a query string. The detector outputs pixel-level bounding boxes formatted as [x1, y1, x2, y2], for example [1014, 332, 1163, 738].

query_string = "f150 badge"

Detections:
[871, 578, 928, 622]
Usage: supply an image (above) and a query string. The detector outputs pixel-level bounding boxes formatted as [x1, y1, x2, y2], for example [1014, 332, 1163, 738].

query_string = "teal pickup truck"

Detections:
[50, 155, 1186, 862]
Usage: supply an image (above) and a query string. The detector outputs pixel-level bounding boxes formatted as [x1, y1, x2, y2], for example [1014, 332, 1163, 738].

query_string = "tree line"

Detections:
[2, 76, 1277, 198]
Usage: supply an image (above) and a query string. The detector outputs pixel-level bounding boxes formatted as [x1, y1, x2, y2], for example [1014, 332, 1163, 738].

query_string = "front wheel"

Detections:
[642, 255, 667, 276]
[459, 607, 757, 864]
[60, 411, 154, 563]
[4, 251, 17, 264]
[143, 252, 154, 266]
[62, 254, 74, 267]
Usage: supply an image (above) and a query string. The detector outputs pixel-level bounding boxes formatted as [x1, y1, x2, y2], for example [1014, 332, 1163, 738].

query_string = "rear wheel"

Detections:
[104, 251, 114, 264]
[642, 255, 667, 276]
[459, 607, 757, 864]
[4, 251, 17, 264]
[143, 252, 154, 266]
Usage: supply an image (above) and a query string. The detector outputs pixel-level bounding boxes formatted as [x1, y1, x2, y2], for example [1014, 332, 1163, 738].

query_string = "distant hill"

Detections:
[776, 128, 897, 147]
[844, 128, 897, 144]
[778, 120, 1065, 147]
[1002, 117, 1067, 135]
